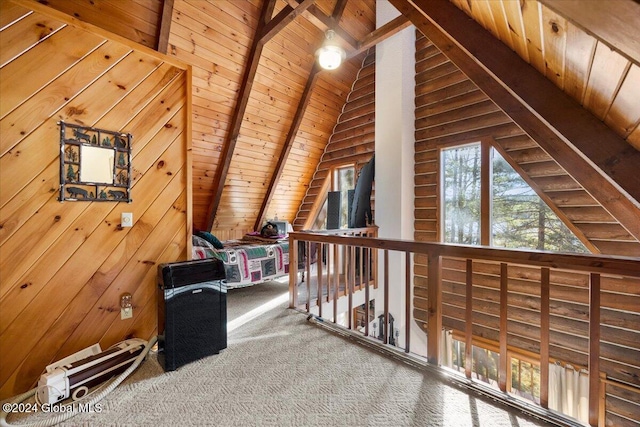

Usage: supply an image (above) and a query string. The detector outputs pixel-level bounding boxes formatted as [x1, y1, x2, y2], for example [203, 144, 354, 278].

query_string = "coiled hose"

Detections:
[0, 336, 157, 427]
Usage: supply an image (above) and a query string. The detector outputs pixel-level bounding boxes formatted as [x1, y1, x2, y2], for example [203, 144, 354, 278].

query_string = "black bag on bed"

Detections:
[260, 222, 279, 237]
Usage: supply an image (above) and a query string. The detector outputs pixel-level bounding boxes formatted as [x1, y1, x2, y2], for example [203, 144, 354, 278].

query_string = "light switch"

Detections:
[121, 212, 133, 227]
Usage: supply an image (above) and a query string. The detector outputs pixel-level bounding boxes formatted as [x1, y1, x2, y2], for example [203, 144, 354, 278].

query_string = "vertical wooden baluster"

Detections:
[480, 142, 490, 245]
[405, 250, 411, 353]
[317, 243, 323, 319]
[326, 243, 331, 306]
[465, 258, 473, 379]
[289, 237, 298, 308]
[384, 250, 389, 345]
[306, 241, 311, 313]
[325, 244, 330, 304]
[599, 373, 606, 427]
[499, 263, 508, 392]
[540, 267, 550, 408]
[348, 245, 354, 330]
[358, 244, 363, 291]
[333, 243, 338, 323]
[589, 273, 601, 427]
[427, 251, 442, 365]
[364, 246, 370, 338]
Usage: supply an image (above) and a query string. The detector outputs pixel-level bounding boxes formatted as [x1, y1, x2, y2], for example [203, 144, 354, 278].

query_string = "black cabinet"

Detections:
[157, 259, 227, 371]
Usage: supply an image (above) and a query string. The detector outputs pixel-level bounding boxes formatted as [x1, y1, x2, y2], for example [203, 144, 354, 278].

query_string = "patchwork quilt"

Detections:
[193, 236, 290, 289]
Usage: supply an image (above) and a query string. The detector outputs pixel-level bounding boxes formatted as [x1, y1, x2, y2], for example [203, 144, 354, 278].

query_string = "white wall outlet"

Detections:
[120, 293, 132, 320]
[121, 212, 133, 227]
[121, 307, 133, 320]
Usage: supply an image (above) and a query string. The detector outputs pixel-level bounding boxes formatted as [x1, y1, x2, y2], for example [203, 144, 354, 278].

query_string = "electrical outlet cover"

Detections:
[121, 307, 133, 320]
[121, 212, 133, 227]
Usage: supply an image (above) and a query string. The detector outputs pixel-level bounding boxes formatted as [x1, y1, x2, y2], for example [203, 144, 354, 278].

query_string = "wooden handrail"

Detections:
[289, 231, 640, 277]
[288, 229, 640, 427]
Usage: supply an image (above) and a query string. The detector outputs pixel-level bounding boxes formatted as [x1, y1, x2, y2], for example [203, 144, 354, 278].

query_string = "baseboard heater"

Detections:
[157, 258, 227, 371]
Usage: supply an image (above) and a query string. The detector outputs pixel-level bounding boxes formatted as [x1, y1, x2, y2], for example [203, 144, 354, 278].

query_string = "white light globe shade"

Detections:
[318, 45, 345, 70]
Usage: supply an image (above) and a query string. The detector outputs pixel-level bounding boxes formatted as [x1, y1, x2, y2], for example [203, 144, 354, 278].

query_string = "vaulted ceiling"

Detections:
[36, 0, 640, 248]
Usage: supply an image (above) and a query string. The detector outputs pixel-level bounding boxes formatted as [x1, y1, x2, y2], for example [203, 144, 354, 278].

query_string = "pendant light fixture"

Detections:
[316, 29, 346, 70]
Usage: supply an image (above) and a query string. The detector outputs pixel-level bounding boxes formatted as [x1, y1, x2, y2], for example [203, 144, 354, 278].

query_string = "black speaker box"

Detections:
[326, 191, 341, 229]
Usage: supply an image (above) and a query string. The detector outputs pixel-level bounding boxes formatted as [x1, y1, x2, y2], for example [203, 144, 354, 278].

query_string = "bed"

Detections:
[192, 234, 291, 289]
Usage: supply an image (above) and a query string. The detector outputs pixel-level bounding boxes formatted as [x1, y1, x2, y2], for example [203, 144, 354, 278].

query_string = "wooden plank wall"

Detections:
[0, 0, 190, 399]
[413, 32, 640, 425]
[166, 0, 369, 235]
[449, 0, 640, 152]
[267, 58, 364, 228]
[293, 49, 376, 230]
[28, 0, 163, 49]
[167, 0, 258, 234]
[209, 2, 363, 235]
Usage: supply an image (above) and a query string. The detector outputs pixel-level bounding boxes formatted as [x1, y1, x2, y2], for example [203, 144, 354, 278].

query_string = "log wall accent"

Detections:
[413, 32, 640, 425]
[0, 0, 190, 399]
[293, 49, 376, 230]
[413, 33, 640, 256]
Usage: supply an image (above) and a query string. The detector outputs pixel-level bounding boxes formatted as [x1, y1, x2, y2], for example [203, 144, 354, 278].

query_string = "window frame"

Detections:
[308, 163, 356, 230]
[439, 138, 588, 252]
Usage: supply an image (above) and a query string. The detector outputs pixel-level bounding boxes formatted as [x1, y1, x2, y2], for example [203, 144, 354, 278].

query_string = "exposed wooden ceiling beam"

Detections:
[261, 0, 316, 41]
[286, 0, 357, 48]
[305, 4, 357, 49]
[156, 0, 174, 54]
[207, 0, 317, 230]
[288, 0, 410, 60]
[255, 1, 347, 229]
[347, 15, 411, 60]
[389, 0, 640, 241]
[332, 0, 348, 22]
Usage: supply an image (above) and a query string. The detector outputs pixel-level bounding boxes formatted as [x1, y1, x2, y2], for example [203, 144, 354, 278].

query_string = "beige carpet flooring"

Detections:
[6, 280, 556, 427]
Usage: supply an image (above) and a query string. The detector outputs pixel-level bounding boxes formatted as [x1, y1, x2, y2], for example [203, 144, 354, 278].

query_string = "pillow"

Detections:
[192, 235, 214, 249]
[196, 231, 224, 249]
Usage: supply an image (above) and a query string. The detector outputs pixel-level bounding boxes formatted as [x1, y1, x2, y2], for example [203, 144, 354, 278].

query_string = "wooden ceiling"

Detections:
[34, 0, 640, 240]
[448, 0, 640, 149]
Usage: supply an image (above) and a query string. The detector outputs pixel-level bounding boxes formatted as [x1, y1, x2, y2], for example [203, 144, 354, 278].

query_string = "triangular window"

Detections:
[442, 142, 587, 253]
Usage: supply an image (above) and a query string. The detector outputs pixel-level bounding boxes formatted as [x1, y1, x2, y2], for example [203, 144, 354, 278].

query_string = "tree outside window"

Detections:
[442, 143, 586, 253]
[443, 145, 481, 245]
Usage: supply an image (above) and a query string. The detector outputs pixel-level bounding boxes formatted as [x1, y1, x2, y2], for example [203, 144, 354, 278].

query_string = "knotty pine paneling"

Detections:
[293, 49, 376, 230]
[606, 64, 640, 143]
[213, 22, 364, 232]
[169, 0, 375, 233]
[168, 0, 259, 231]
[448, 0, 640, 167]
[34, 0, 162, 49]
[267, 60, 364, 225]
[0, 1, 190, 399]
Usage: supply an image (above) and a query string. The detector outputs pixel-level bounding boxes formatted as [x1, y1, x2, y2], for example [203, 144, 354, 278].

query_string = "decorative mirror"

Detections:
[59, 121, 132, 202]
